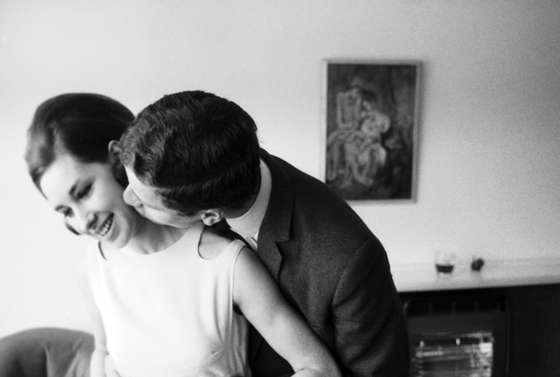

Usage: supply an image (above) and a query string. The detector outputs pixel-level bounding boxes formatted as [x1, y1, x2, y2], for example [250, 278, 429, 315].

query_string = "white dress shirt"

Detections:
[226, 159, 272, 250]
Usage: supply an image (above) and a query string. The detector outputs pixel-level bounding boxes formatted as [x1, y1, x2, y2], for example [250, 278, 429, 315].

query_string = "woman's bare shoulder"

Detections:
[198, 226, 233, 260]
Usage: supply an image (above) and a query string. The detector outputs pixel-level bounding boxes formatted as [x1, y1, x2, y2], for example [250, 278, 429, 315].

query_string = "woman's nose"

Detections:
[74, 211, 97, 233]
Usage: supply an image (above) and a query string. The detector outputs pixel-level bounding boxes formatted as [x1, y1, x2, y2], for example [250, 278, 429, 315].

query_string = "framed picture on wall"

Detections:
[321, 59, 421, 201]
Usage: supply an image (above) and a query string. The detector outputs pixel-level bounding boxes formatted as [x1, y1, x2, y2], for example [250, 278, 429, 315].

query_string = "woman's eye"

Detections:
[76, 183, 92, 199]
[64, 222, 80, 235]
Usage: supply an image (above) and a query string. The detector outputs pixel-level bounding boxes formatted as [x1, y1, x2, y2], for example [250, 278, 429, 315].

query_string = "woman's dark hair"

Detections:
[210, 219, 252, 250]
[25, 93, 134, 192]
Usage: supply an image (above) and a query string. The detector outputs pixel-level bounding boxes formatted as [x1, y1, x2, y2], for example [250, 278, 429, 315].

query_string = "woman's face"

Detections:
[39, 154, 145, 248]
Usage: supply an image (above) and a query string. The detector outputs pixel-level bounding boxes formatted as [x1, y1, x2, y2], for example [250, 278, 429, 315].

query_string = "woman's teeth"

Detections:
[99, 215, 113, 237]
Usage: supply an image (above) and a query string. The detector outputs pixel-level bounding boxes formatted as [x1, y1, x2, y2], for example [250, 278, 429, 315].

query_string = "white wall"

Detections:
[1, 0, 559, 335]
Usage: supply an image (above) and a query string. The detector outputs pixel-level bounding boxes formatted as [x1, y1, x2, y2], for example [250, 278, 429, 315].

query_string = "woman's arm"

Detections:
[233, 247, 341, 377]
[85, 286, 123, 377]
[78, 280, 106, 377]
[89, 322, 108, 377]
[79, 260, 120, 377]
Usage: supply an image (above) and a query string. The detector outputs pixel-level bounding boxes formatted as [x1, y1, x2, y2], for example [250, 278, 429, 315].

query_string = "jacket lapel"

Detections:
[256, 150, 293, 278]
[249, 150, 294, 363]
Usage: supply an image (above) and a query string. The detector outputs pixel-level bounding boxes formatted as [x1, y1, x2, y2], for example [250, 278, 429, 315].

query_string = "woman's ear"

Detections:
[200, 209, 224, 226]
[107, 140, 128, 187]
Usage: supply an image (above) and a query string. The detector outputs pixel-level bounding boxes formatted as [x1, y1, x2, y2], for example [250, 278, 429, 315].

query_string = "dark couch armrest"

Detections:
[0, 327, 94, 377]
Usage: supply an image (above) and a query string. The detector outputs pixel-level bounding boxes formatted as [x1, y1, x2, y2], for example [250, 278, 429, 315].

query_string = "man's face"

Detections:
[122, 166, 202, 228]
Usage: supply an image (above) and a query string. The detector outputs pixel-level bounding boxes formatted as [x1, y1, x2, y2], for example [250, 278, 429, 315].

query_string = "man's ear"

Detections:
[200, 209, 224, 226]
[108, 140, 122, 157]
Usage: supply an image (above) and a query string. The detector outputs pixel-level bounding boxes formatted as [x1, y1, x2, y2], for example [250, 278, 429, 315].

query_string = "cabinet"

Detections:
[399, 284, 560, 377]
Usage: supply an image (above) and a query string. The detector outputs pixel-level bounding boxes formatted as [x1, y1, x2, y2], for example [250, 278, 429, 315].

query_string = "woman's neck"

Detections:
[133, 221, 188, 254]
[104, 219, 188, 255]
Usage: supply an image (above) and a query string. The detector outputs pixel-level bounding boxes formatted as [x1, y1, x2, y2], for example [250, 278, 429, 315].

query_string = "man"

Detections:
[117, 90, 409, 377]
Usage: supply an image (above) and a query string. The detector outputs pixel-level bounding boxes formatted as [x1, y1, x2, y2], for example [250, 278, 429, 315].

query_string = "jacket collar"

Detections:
[257, 149, 294, 278]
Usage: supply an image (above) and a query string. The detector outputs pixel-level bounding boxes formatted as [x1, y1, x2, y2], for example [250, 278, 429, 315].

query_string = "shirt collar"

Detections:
[226, 159, 271, 240]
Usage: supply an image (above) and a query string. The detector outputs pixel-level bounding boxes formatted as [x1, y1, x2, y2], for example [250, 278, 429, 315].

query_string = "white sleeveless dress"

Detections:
[85, 222, 250, 377]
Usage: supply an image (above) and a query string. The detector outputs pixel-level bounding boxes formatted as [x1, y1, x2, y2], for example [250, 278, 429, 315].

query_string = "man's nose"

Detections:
[122, 186, 135, 206]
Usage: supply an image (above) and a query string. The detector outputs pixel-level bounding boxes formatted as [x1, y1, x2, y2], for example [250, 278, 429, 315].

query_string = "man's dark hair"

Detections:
[119, 90, 261, 215]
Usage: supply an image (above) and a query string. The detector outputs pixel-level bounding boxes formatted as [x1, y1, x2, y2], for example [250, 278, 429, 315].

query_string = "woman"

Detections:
[25, 93, 340, 377]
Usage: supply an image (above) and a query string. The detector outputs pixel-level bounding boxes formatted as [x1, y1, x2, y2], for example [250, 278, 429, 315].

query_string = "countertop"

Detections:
[392, 257, 560, 292]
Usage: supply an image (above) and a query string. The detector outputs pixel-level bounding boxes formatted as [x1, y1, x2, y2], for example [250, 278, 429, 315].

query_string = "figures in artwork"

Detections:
[327, 76, 391, 188]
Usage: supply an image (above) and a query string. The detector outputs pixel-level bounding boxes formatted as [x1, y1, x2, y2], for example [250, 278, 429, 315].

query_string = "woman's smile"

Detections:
[39, 156, 144, 249]
[97, 214, 114, 238]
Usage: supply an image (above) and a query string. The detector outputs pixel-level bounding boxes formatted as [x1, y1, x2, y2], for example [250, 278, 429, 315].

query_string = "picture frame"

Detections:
[321, 59, 421, 201]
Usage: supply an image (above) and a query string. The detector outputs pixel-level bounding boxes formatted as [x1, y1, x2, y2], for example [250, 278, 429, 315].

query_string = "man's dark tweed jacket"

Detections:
[248, 150, 409, 377]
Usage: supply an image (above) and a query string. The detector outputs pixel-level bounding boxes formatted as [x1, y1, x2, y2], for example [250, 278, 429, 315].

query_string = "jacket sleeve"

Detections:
[331, 237, 410, 377]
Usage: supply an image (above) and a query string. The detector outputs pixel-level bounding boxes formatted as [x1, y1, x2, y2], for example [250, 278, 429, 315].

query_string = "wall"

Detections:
[0, 0, 559, 335]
